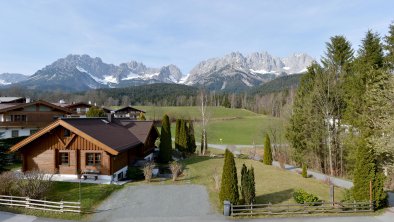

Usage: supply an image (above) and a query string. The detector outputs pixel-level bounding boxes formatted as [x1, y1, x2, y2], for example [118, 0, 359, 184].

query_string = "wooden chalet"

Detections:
[52, 101, 92, 117]
[10, 117, 159, 181]
[0, 100, 73, 138]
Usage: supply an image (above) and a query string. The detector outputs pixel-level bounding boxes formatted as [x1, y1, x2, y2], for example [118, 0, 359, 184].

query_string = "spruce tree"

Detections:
[187, 120, 197, 153]
[263, 133, 273, 165]
[159, 114, 172, 163]
[175, 119, 181, 151]
[322, 35, 354, 72]
[384, 22, 394, 70]
[219, 149, 239, 205]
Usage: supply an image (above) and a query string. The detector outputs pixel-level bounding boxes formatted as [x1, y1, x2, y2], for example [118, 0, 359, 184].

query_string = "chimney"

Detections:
[107, 111, 115, 122]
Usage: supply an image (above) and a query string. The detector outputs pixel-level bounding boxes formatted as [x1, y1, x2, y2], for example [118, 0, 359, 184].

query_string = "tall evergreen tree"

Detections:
[175, 119, 181, 151]
[178, 119, 188, 153]
[219, 149, 239, 205]
[322, 35, 354, 73]
[187, 120, 197, 153]
[247, 167, 256, 204]
[384, 22, 394, 70]
[263, 133, 273, 165]
[159, 114, 172, 163]
[240, 164, 248, 203]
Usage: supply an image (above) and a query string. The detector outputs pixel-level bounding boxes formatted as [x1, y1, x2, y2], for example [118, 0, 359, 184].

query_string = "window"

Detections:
[30, 129, 38, 135]
[86, 153, 101, 166]
[11, 130, 19, 138]
[64, 129, 71, 137]
[59, 152, 69, 165]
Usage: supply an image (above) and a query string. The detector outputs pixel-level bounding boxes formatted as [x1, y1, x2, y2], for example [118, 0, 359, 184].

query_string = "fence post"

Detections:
[26, 197, 30, 209]
[60, 201, 64, 213]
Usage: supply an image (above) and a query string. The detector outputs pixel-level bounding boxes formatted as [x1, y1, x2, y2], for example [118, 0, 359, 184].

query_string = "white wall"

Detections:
[0, 128, 38, 139]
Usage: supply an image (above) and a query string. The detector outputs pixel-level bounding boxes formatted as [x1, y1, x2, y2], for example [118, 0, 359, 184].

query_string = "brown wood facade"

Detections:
[17, 124, 153, 176]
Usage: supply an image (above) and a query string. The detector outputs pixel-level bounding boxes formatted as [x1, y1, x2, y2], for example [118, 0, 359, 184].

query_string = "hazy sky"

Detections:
[0, 0, 393, 75]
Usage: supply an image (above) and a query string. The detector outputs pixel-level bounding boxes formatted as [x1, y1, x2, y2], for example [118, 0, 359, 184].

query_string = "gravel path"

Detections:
[90, 185, 220, 222]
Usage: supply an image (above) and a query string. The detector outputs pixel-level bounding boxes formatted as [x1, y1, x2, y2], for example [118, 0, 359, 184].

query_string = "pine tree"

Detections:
[187, 120, 197, 153]
[219, 149, 239, 205]
[175, 119, 181, 151]
[263, 134, 273, 165]
[159, 114, 172, 163]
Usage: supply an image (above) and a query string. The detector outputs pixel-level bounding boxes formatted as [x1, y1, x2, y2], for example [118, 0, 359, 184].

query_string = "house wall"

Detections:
[20, 126, 116, 175]
[0, 128, 37, 139]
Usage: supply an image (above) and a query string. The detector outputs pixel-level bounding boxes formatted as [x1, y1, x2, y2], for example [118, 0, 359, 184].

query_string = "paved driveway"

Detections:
[90, 185, 221, 222]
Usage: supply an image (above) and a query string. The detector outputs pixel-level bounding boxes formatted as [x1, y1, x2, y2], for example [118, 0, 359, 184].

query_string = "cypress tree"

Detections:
[159, 114, 172, 163]
[247, 167, 256, 204]
[240, 164, 248, 203]
[219, 149, 239, 205]
[263, 134, 273, 165]
[302, 163, 308, 178]
[175, 119, 181, 151]
[178, 119, 188, 153]
[187, 120, 197, 154]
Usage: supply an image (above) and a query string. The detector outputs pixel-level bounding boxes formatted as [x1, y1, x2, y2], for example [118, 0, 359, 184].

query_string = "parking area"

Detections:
[91, 185, 220, 222]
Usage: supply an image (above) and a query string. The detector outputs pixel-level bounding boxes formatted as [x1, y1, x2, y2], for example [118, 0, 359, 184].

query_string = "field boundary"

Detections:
[0, 195, 80, 213]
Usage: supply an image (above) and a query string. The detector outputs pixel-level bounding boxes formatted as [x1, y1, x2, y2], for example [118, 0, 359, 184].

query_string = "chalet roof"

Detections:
[65, 102, 92, 109]
[0, 97, 24, 103]
[103, 106, 145, 113]
[61, 118, 142, 153]
[0, 100, 73, 114]
[114, 119, 158, 143]
[10, 118, 157, 155]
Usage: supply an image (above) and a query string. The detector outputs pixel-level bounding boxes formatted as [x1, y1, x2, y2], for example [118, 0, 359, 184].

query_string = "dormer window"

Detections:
[64, 129, 71, 137]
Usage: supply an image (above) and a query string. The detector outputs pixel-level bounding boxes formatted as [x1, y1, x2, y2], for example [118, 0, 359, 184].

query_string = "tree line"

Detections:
[287, 22, 394, 208]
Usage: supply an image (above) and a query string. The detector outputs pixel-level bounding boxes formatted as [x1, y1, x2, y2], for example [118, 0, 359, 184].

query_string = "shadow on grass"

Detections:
[181, 156, 212, 165]
[256, 189, 294, 204]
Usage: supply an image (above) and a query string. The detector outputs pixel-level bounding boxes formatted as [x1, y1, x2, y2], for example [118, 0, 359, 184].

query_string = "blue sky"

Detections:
[0, 0, 393, 75]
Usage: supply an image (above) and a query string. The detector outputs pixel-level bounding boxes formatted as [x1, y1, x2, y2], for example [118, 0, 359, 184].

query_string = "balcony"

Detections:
[0, 121, 51, 128]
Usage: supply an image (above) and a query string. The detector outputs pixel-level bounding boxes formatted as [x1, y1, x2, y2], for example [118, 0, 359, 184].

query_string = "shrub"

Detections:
[169, 161, 183, 181]
[159, 114, 172, 163]
[302, 163, 308, 178]
[341, 188, 355, 202]
[15, 171, 54, 199]
[293, 189, 320, 205]
[143, 162, 156, 183]
[263, 134, 273, 165]
[126, 167, 144, 180]
[0, 171, 18, 195]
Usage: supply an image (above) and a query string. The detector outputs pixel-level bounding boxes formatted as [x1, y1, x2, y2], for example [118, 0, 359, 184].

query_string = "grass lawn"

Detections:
[148, 106, 287, 145]
[0, 181, 122, 220]
[180, 156, 345, 212]
[135, 106, 258, 120]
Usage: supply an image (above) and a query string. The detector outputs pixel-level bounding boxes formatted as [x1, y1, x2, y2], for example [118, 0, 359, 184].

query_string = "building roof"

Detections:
[0, 97, 25, 103]
[0, 100, 73, 114]
[103, 106, 145, 113]
[10, 118, 158, 155]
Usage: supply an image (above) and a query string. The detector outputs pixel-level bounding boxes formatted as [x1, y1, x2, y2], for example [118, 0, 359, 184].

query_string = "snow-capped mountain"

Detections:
[19, 54, 183, 91]
[185, 52, 314, 91]
[0, 73, 28, 85]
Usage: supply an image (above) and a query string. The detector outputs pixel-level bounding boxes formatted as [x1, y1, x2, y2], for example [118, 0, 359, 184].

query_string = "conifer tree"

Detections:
[178, 119, 188, 153]
[263, 134, 273, 165]
[247, 167, 256, 204]
[187, 120, 197, 153]
[159, 114, 172, 163]
[219, 149, 239, 205]
[240, 164, 248, 203]
[175, 119, 181, 151]
[384, 22, 394, 70]
[302, 163, 308, 178]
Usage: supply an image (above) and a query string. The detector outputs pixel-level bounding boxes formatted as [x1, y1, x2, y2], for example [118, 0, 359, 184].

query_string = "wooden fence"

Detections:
[230, 201, 373, 216]
[0, 195, 81, 213]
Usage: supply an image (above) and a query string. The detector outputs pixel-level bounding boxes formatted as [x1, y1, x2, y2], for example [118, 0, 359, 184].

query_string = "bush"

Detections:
[0, 171, 18, 195]
[15, 171, 54, 199]
[169, 161, 183, 181]
[293, 189, 321, 205]
[126, 167, 144, 180]
[302, 163, 308, 178]
[143, 162, 156, 183]
[341, 188, 355, 202]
